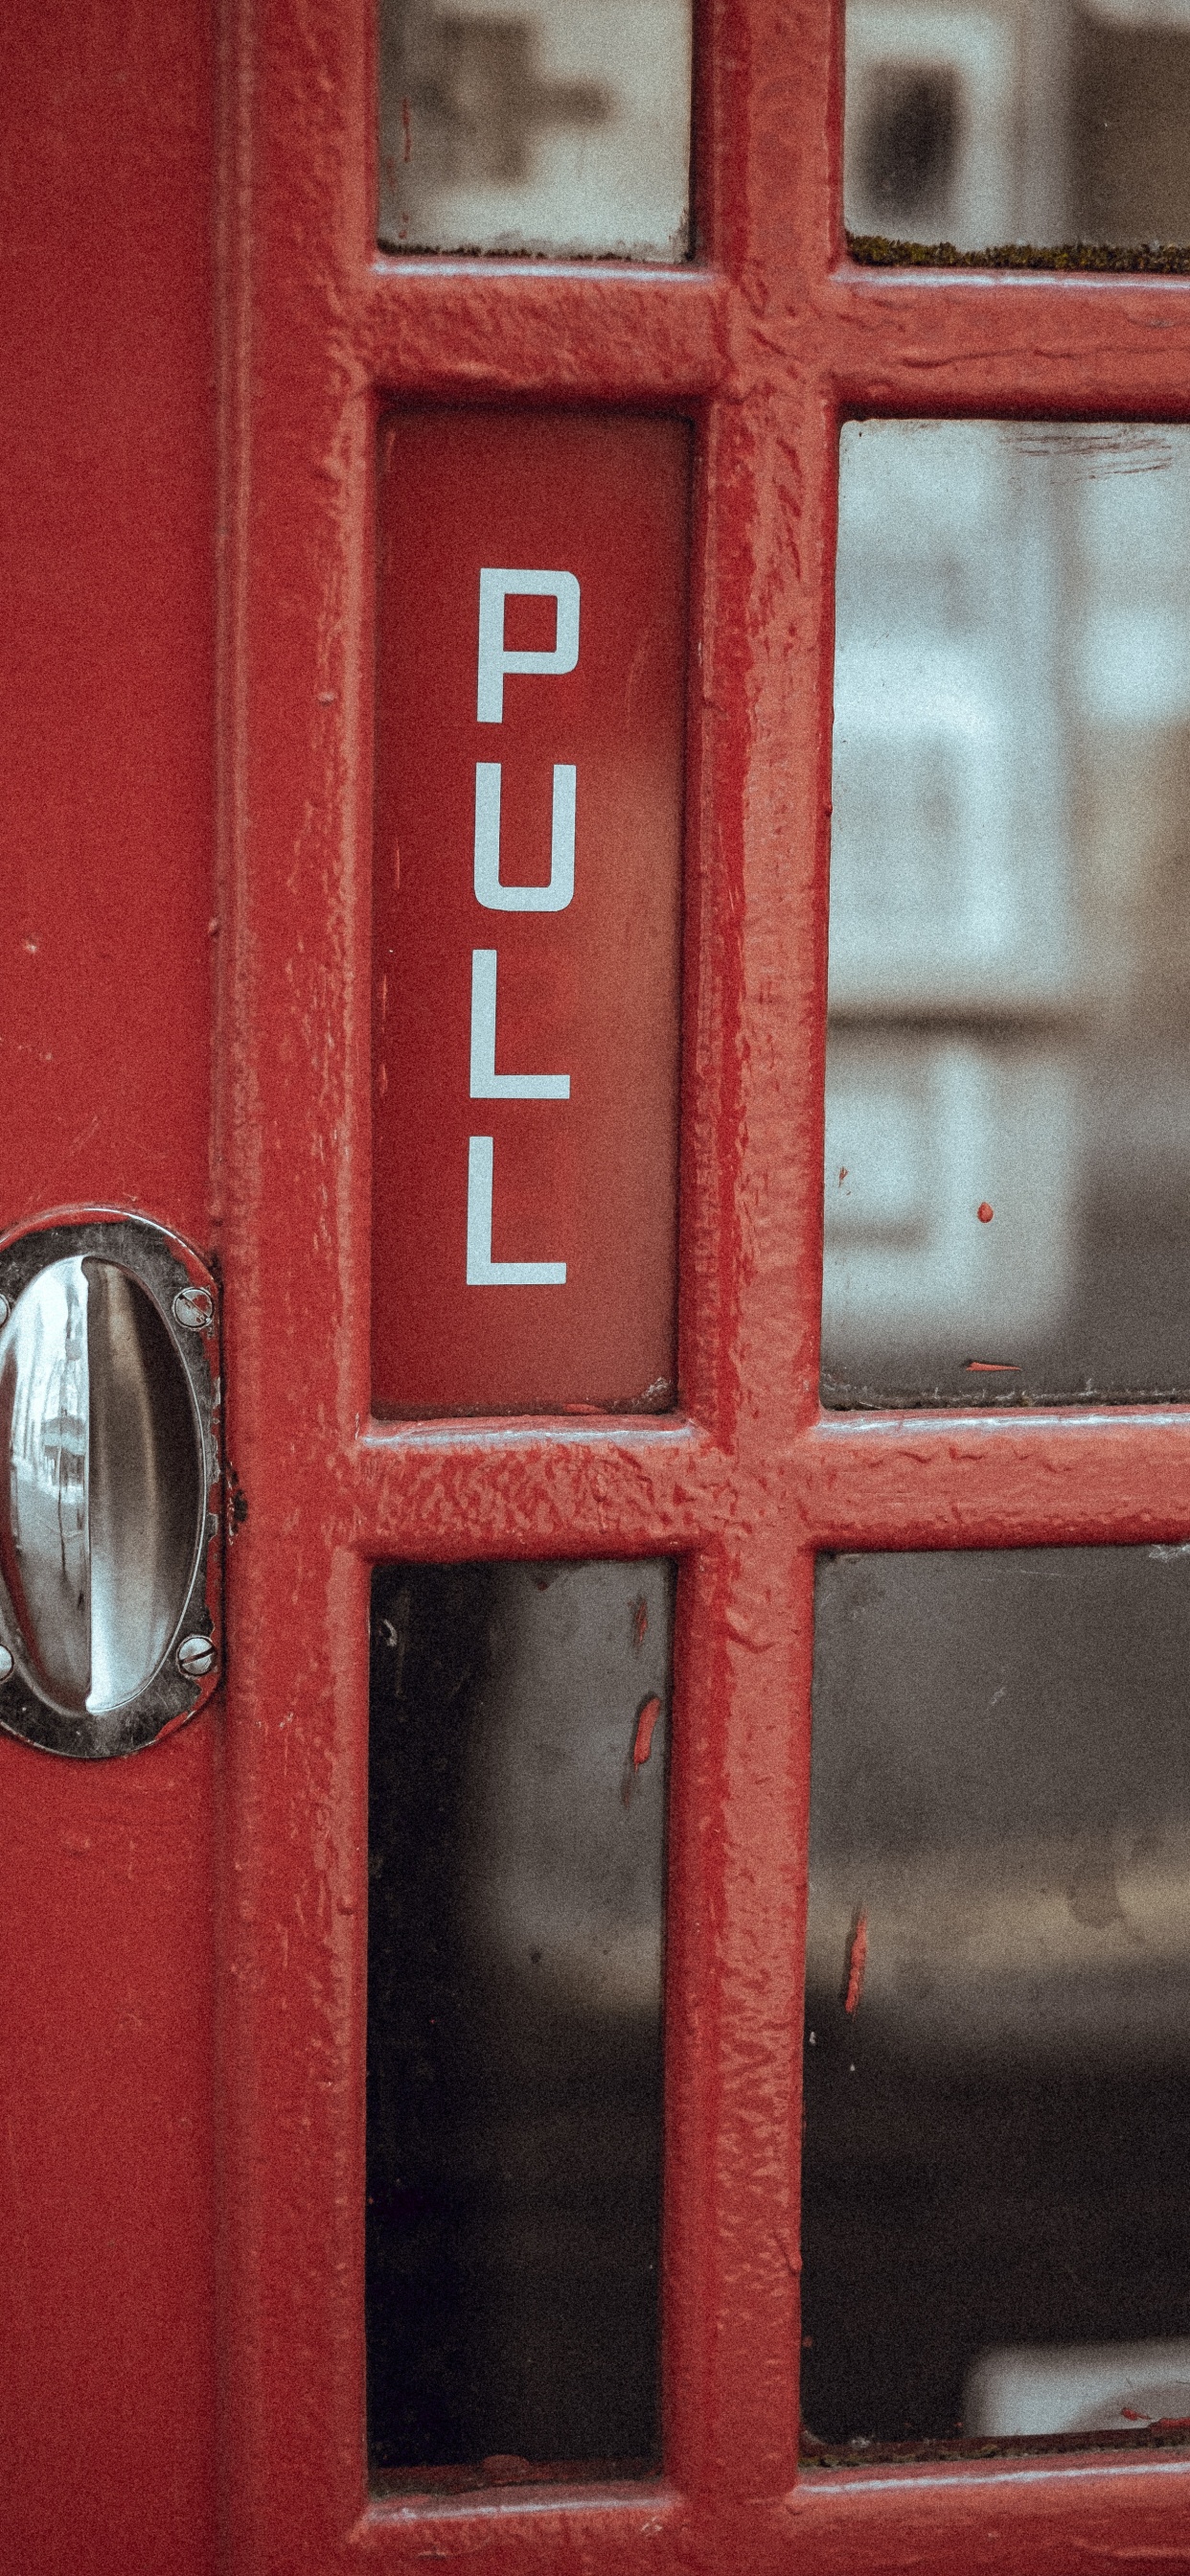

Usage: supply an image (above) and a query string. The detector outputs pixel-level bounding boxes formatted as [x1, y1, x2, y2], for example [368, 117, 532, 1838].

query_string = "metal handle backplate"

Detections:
[0, 1209, 221, 1758]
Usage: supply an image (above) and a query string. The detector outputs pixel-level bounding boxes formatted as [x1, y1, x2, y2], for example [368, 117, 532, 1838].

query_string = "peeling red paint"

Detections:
[977, 1202, 995, 1223]
[843, 1910, 868, 2016]
[964, 1360, 1019, 1373]
[632, 1694, 662, 1771]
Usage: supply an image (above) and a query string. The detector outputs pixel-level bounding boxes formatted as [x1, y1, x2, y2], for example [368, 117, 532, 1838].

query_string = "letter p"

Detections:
[477, 568, 581, 723]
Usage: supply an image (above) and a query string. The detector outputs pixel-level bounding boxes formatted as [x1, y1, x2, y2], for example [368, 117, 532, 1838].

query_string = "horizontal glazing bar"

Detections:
[800, 1410, 1190, 1551]
[345, 1408, 1190, 1557]
[788, 2454, 1190, 2574]
[351, 2451, 1190, 2571]
[818, 268, 1190, 416]
[355, 261, 1190, 418]
[348, 1418, 728, 1556]
[354, 264, 729, 401]
[353, 2493, 715, 2569]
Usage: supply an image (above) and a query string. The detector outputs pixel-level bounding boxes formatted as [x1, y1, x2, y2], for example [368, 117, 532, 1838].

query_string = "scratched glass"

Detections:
[366, 1557, 672, 2485]
[823, 419, 1190, 1405]
[804, 1545, 1190, 2452]
[845, 0, 1190, 260]
[378, 0, 693, 258]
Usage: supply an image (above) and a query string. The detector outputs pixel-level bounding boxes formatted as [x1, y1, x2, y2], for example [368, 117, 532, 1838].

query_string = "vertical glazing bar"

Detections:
[217, 0, 377, 2568]
[657, 0, 841, 2512]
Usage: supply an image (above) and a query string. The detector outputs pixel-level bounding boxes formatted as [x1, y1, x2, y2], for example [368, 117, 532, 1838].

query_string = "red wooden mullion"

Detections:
[355, 267, 729, 402]
[821, 269, 1190, 419]
[807, 1410, 1190, 1552]
[355, 263, 1190, 422]
[219, 0, 1190, 2569]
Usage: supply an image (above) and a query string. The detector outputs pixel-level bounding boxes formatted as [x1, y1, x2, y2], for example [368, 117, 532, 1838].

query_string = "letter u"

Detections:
[473, 763, 576, 912]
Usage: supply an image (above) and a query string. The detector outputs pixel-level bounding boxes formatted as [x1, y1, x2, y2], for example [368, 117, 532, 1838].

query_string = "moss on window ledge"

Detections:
[847, 231, 1190, 273]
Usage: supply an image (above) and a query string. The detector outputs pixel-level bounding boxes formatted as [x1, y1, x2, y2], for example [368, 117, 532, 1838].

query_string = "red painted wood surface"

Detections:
[216, 0, 1190, 2570]
[16, 0, 1190, 2569]
[0, 0, 1123, 2568]
[1, 7, 217, 2574]
[373, 411, 687, 1415]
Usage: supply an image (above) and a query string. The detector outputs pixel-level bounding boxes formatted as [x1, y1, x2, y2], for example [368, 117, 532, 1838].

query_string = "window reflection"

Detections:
[804, 1546, 1190, 2448]
[378, 0, 693, 258]
[846, 0, 1190, 258]
[824, 420, 1190, 1404]
[367, 1558, 671, 2480]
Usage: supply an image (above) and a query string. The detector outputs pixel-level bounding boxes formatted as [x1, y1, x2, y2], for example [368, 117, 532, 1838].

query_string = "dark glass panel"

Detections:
[804, 1546, 1190, 2447]
[367, 1557, 672, 2480]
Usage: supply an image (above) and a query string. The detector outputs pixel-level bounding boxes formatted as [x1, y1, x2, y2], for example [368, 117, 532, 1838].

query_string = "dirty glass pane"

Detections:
[378, 0, 693, 258]
[804, 1545, 1190, 2451]
[846, 0, 1190, 262]
[367, 1558, 672, 2483]
[823, 419, 1190, 1405]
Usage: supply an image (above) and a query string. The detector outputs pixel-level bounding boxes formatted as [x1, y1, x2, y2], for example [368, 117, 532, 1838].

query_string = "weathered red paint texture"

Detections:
[4, 6, 218, 2572]
[211, 0, 1190, 2570]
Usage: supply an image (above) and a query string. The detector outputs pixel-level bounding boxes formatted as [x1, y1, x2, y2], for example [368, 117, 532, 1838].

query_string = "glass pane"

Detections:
[378, 0, 693, 259]
[804, 1545, 1190, 2452]
[367, 1558, 672, 2483]
[824, 419, 1190, 1405]
[846, 0, 1190, 264]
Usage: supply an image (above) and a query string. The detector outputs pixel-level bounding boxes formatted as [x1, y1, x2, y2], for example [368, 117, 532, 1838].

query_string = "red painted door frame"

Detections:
[218, 3, 1190, 2569]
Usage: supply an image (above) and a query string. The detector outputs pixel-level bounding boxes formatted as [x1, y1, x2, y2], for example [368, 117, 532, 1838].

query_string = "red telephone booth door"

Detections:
[11, 6, 1190, 2576]
[2, 8, 219, 2574]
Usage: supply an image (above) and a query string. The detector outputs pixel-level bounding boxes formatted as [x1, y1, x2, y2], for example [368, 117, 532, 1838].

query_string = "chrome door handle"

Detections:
[0, 1210, 221, 1757]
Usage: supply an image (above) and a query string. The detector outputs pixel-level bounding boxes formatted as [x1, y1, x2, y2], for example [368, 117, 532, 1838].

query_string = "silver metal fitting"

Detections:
[176, 1633, 217, 1682]
[172, 1285, 216, 1332]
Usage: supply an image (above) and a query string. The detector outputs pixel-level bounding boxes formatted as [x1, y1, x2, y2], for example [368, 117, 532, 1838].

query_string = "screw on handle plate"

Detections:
[176, 1633, 217, 1681]
[172, 1285, 216, 1331]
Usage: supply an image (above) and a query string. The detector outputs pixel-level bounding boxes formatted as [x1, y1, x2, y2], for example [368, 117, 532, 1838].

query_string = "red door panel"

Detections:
[373, 410, 689, 1415]
[11, 2, 1190, 2573]
[1, 9, 217, 2572]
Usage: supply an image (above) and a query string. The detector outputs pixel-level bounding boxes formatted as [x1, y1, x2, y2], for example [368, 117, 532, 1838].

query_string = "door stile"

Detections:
[216, 1, 378, 2565]
[212, 0, 1190, 2567]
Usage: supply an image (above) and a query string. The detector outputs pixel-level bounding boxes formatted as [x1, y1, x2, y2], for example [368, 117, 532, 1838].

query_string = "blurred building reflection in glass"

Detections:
[845, 0, 1190, 254]
[804, 1545, 1190, 2446]
[378, 0, 693, 258]
[824, 420, 1190, 1403]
